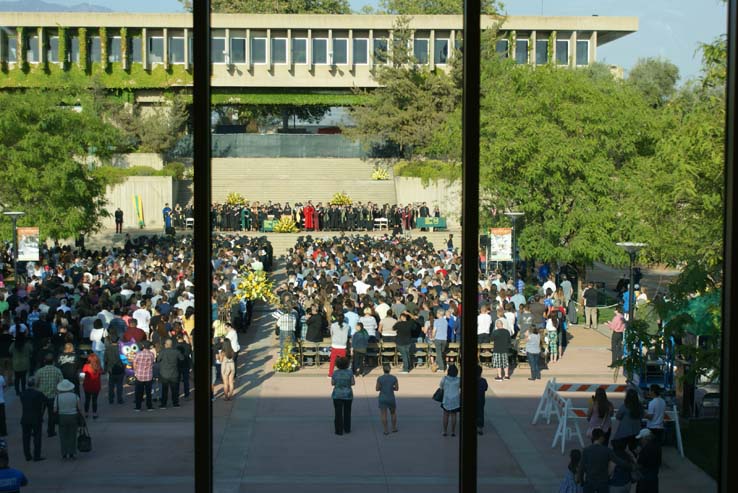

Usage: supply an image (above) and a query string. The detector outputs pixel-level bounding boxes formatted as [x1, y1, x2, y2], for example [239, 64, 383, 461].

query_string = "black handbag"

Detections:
[432, 387, 444, 402]
[77, 426, 92, 453]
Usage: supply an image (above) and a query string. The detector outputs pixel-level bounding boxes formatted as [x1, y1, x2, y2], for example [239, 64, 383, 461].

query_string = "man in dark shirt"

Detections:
[394, 312, 416, 374]
[305, 306, 326, 343]
[582, 282, 600, 330]
[19, 377, 46, 462]
[528, 295, 547, 329]
[104, 330, 126, 405]
[157, 338, 184, 409]
[577, 428, 632, 491]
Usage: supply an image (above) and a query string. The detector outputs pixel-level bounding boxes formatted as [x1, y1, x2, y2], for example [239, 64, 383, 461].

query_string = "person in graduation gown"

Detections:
[304, 202, 315, 231]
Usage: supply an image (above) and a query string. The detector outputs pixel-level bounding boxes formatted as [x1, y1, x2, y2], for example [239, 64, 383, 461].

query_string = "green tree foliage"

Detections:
[0, 91, 120, 239]
[345, 17, 459, 158]
[105, 96, 189, 154]
[378, 0, 502, 15]
[179, 0, 350, 13]
[627, 57, 680, 107]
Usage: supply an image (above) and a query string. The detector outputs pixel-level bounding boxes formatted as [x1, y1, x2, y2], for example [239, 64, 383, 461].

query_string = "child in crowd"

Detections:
[559, 449, 583, 493]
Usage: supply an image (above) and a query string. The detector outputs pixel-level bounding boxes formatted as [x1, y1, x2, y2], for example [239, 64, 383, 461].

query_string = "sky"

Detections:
[26, 0, 727, 80]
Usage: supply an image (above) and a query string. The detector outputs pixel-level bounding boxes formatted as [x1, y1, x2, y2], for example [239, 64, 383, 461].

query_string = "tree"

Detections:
[431, 55, 658, 277]
[627, 57, 680, 107]
[179, 0, 350, 13]
[345, 17, 459, 158]
[0, 91, 121, 240]
[105, 96, 189, 154]
[378, 0, 502, 15]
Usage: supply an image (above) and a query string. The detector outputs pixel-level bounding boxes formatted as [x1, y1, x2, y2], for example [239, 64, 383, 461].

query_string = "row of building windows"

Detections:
[2, 32, 589, 67]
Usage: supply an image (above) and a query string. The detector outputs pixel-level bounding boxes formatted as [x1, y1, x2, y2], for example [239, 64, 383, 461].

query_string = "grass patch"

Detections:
[92, 162, 185, 186]
[393, 159, 461, 185]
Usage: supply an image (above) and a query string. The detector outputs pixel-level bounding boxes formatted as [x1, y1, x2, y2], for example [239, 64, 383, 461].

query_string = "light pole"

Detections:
[616, 242, 646, 323]
[3, 211, 25, 286]
[504, 211, 524, 291]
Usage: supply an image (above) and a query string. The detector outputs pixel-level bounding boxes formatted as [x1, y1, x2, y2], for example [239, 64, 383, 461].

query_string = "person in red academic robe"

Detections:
[304, 202, 315, 230]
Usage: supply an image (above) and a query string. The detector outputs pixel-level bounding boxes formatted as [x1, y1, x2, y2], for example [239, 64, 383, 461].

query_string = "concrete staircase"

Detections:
[210, 157, 397, 205]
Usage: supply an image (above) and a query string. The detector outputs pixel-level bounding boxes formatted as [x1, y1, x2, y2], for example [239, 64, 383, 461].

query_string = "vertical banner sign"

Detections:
[488, 228, 513, 262]
[17, 227, 40, 261]
[132, 195, 145, 228]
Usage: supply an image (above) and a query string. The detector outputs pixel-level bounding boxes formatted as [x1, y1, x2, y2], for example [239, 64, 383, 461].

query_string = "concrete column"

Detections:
[184, 28, 189, 68]
[163, 28, 169, 66]
[225, 28, 230, 64]
[307, 28, 312, 67]
[347, 29, 352, 66]
[266, 28, 271, 67]
[287, 28, 292, 66]
[570, 31, 576, 67]
[449, 29, 455, 61]
[38, 27, 44, 64]
[590, 31, 597, 64]
[530, 30, 536, 65]
[429, 29, 435, 69]
[368, 29, 373, 69]
[246, 28, 250, 67]
[142, 27, 147, 68]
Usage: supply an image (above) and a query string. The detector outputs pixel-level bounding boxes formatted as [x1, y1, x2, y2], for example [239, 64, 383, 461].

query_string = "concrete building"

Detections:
[0, 13, 638, 97]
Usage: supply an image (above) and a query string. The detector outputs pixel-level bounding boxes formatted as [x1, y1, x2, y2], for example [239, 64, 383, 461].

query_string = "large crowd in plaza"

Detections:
[0, 225, 665, 492]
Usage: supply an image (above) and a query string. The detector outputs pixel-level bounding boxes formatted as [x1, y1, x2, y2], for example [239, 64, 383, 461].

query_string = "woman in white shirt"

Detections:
[89, 319, 108, 371]
[329, 315, 349, 378]
[477, 305, 492, 343]
[54, 379, 84, 460]
[359, 307, 379, 341]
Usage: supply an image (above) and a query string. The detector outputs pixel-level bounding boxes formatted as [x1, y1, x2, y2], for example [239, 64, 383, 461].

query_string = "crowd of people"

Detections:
[206, 201, 443, 233]
[0, 232, 273, 463]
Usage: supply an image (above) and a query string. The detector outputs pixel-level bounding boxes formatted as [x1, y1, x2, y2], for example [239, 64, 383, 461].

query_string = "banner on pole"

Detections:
[17, 227, 40, 261]
[132, 195, 145, 228]
[488, 228, 512, 262]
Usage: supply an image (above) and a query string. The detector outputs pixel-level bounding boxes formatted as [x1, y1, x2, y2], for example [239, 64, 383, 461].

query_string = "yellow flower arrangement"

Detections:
[371, 167, 390, 181]
[274, 216, 299, 233]
[225, 192, 247, 206]
[273, 343, 301, 372]
[329, 191, 353, 206]
[235, 270, 279, 304]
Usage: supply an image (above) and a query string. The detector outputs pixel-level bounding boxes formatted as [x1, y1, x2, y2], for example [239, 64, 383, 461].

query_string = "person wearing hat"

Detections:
[635, 428, 661, 493]
[53, 379, 83, 460]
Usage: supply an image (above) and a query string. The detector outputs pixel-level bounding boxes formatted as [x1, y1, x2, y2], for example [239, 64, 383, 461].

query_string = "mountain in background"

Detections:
[0, 0, 112, 12]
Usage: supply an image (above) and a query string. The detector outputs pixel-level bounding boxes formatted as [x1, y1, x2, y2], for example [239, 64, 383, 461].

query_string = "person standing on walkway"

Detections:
[351, 322, 369, 376]
[20, 377, 46, 462]
[9, 332, 32, 396]
[331, 357, 355, 435]
[34, 354, 62, 437]
[586, 388, 615, 445]
[431, 309, 448, 372]
[559, 449, 583, 493]
[582, 282, 599, 330]
[114, 208, 124, 234]
[492, 319, 511, 381]
[0, 450, 28, 491]
[81, 353, 102, 420]
[635, 428, 661, 493]
[104, 329, 125, 405]
[644, 384, 666, 444]
[132, 341, 155, 411]
[376, 364, 399, 435]
[606, 306, 626, 367]
[525, 328, 542, 380]
[612, 389, 644, 452]
[54, 379, 83, 460]
[328, 314, 349, 377]
[394, 313, 415, 374]
[577, 428, 633, 493]
[477, 365, 488, 435]
[439, 365, 461, 436]
[218, 339, 236, 401]
[276, 307, 297, 357]
[158, 338, 185, 407]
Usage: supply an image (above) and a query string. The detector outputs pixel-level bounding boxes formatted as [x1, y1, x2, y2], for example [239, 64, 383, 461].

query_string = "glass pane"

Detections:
[71, 35, 80, 63]
[373, 38, 388, 63]
[434, 38, 449, 64]
[414, 38, 429, 64]
[28, 35, 39, 62]
[515, 39, 528, 64]
[231, 38, 246, 63]
[272, 38, 287, 63]
[332, 38, 347, 64]
[250, 38, 266, 64]
[576, 39, 589, 65]
[109, 36, 121, 62]
[170, 36, 185, 64]
[292, 38, 307, 63]
[556, 39, 568, 65]
[89, 35, 101, 62]
[7, 36, 16, 62]
[211, 37, 226, 63]
[48, 35, 58, 62]
[130, 35, 142, 63]
[312, 38, 327, 64]
[352, 38, 367, 64]
[495, 39, 508, 58]
[148, 36, 164, 63]
[536, 39, 548, 65]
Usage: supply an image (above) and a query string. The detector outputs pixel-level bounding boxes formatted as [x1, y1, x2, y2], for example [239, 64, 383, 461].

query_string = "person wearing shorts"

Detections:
[376, 364, 399, 435]
[491, 319, 511, 381]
